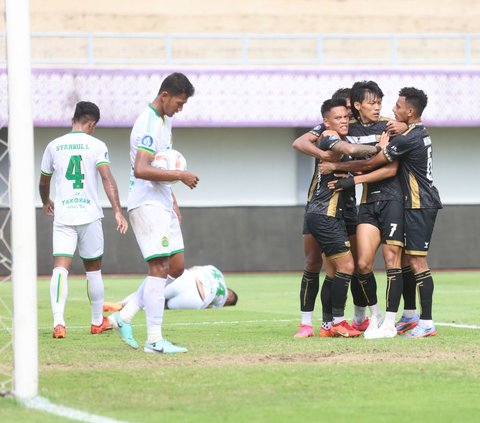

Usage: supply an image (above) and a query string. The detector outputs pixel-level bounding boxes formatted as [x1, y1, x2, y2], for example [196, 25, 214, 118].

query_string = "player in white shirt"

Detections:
[104, 265, 238, 312]
[39, 101, 128, 339]
[108, 72, 199, 354]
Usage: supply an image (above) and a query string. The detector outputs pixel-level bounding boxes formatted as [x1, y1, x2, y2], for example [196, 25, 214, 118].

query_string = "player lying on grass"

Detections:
[104, 265, 238, 312]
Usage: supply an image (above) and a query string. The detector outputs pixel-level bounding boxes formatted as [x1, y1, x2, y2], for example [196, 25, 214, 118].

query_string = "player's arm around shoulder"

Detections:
[292, 129, 341, 162]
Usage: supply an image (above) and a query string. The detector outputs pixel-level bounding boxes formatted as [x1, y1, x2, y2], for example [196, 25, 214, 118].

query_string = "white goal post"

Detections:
[5, 0, 38, 399]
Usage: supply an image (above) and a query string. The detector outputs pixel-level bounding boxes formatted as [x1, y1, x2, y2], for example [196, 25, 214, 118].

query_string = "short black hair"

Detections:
[321, 98, 347, 118]
[332, 87, 351, 101]
[350, 81, 384, 120]
[159, 72, 195, 97]
[229, 289, 238, 306]
[399, 87, 428, 117]
[73, 101, 100, 124]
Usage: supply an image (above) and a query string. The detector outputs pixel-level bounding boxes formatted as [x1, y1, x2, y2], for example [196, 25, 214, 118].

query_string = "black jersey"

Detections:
[346, 119, 403, 204]
[306, 135, 349, 218]
[384, 123, 442, 209]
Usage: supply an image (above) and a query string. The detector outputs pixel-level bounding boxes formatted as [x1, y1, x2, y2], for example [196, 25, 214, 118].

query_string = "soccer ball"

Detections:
[151, 149, 187, 184]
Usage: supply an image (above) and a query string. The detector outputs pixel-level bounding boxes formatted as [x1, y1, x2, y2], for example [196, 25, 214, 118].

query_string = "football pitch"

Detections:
[1, 271, 480, 422]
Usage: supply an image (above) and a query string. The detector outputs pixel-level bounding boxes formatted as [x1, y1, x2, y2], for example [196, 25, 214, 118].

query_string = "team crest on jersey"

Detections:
[141, 135, 154, 147]
[161, 236, 169, 247]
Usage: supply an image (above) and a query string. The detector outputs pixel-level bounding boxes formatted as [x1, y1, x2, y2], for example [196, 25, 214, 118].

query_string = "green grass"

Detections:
[1, 271, 480, 422]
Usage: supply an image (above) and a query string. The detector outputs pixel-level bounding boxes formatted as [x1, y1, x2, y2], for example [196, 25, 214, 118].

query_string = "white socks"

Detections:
[143, 276, 166, 344]
[86, 270, 104, 326]
[301, 311, 313, 326]
[50, 267, 69, 327]
[353, 305, 367, 324]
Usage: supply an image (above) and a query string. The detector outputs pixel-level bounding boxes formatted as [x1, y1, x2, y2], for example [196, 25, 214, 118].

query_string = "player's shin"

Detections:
[143, 276, 167, 344]
[401, 266, 417, 315]
[415, 270, 434, 322]
[384, 268, 403, 325]
[86, 270, 104, 326]
[50, 267, 69, 327]
[331, 272, 351, 323]
[299, 270, 320, 325]
[320, 275, 333, 324]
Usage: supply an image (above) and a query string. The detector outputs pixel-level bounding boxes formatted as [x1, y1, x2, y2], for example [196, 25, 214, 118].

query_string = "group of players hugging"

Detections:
[292, 80, 442, 339]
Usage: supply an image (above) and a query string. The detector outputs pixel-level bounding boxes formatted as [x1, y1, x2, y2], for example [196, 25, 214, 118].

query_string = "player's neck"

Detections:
[407, 119, 422, 127]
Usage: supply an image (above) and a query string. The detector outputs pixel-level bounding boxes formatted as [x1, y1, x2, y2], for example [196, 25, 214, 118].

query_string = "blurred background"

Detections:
[0, 0, 479, 273]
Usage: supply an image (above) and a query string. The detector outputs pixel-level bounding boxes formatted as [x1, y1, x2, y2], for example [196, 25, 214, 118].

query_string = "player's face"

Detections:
[323, 106, 349, 137]
[355, 92, 382, 123]
[161, 92, 189, 117]
[393, 96, 410, 123]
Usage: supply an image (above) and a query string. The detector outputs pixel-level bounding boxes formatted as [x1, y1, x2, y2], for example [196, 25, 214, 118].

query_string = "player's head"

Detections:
[72, 101, 100, 134]
[332, 88, 352, 119]
[224, 288, 238, 307]
[393, 87, 428, 123]
[156, 72, 195, 118]
[321, 98, 349, 137]
[350, 80, 383, 123]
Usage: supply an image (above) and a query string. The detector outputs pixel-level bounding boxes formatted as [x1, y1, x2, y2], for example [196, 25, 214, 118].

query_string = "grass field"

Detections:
[1, 271, 480, 422]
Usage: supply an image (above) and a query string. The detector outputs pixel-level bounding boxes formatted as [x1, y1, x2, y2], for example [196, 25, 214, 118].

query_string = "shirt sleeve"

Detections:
[384, 134, 411, 162]
[40, 144, 54, 175]
[309, 123, 325, 137]
[318, 135, 340, 151]
[96, 142, 110, 167]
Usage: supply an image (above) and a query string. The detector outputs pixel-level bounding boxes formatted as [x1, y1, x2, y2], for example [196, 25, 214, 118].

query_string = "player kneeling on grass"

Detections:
[104, 265, 238, 312]
[39, 101, 129, 339]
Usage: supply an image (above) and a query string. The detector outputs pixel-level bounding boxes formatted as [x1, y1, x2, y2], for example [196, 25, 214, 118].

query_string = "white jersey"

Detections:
[190, 265, 228, 308]
[128, 104, 174, 212]
[40, 131, 109, 225]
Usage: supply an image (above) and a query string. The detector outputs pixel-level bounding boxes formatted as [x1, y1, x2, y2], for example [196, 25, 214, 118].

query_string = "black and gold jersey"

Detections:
[384, 123, 442, 209]
[346, 119, 403, 204]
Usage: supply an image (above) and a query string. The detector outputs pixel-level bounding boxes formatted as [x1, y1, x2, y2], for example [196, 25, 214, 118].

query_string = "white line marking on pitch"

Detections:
[23, 396, 130, 423]
[32, 319, 480, 330]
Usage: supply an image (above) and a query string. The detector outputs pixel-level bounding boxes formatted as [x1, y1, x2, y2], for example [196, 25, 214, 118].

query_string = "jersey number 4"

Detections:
[65, 155, 85, 189]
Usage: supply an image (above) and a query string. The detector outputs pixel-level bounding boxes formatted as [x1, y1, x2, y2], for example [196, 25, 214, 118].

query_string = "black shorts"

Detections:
[302, 211, 310, 235]
[343, 203, 358, 237]
[358, 200, 404, 246]
[305, 213, 350, 259]
[404, 208, 438, 256]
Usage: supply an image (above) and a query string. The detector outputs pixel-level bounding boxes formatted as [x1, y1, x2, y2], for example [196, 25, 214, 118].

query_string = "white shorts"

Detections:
[53, 219, 104, 260]
[165, 270, 204, 309]
[129, 204, 184, 261]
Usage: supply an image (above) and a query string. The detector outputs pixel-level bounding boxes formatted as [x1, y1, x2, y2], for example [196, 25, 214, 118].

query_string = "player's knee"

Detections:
[407, 255, 429, 274]
[304, 255, 322, 273]
[357, 258, 373, 274]
[383, 248, 402, 269]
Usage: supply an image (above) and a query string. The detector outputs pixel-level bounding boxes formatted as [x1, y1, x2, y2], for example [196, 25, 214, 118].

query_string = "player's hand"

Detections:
[386, 120, 407, 136]
[42, 200, 54, 216]
[327, 175, 354, 191]
[377, 131, 390, 149]
[180, 171, 199, 189]
[115, 212, 129, 234]
[318, 161, 335, 175]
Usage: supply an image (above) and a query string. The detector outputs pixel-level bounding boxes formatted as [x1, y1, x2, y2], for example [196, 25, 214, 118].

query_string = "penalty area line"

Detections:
[23, 396, 130, 423]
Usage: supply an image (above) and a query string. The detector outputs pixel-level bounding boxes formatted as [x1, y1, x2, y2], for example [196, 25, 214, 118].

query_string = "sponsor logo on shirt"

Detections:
[141, 135, 154, 147]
